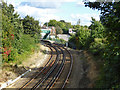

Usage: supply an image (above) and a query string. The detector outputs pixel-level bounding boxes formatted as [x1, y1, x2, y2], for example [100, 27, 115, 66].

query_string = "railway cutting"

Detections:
[4, 40, 73, 89]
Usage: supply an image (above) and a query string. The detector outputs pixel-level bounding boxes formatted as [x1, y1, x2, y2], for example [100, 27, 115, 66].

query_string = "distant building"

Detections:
[50, 26, 56, 39]
[69, 28, 76, 34]
[50, 26, 56, 35]
[57, 34, 70, 41]
[41, 26, 56, 39]
[69, 28, 73, 34]
[41, 28, 51, 38]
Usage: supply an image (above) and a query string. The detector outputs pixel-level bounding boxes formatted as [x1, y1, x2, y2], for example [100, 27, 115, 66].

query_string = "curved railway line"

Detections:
[5, 40, 73, 89]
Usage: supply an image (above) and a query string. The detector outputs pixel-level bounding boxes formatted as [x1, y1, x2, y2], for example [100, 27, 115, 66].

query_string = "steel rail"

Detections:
[45, 46, 65, 89]
[19, 44, 55, 89]
[40, 41, 73, 89]
[31, 45, 60, 89]
[51, 43, 73, 89]
[19, 40, 73, 89]
[62, 47, 73, 88]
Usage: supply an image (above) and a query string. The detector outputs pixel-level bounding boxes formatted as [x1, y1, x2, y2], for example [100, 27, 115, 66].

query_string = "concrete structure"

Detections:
[57, 34, 70, 41]
[41, 28, 51, 38]
[50, 35, 56, 39]
[41, 26, 56, 39]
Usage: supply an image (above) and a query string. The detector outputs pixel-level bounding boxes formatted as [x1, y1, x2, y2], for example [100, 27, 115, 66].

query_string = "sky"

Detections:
[5, 0, 100, 26]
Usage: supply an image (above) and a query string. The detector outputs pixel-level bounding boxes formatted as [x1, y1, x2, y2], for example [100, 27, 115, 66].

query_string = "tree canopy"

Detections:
[23, 15, 41, 43]
[1, 1, 41, 62]
[84, 1, 120, 88]
[44, 19, 73, 34]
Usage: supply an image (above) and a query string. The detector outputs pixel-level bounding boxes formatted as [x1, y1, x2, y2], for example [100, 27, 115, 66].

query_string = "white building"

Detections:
[69, 28, 76, 34]
[57, 34, 70, 41]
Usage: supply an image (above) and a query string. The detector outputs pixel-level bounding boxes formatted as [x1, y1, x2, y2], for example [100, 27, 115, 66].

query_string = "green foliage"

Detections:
[45, 19, 72, 34]
[20, 35, 35, 52]
[48, 19, 57, 27]
[69, 26, 91, 49]
[1, 1, 41, 63]
[54, 38, 66, 44]
[56, 26, 63, 34]
[69, 17, 105, 51]
[63, 22, 72, 34]
[23, 15, 41, 43]
[58, 38, 66, 44]
[57, 21, 66, 30]
[72, 25, 81, 30]
[8, 48, 19, 62]
[76, 28, 91, 49]
[68, 34, 76, 49]
[84, 1, 120, 89]
[89, 17, 105, 38]
[89, 38, 105, 55]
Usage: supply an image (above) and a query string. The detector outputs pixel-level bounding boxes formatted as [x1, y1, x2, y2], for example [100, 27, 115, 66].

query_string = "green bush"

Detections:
[69, 27, 91, 49]
[20, 35, 35, 52]
[89, 38, 105, 55]
[1, 2, 41, 63]
[8, 48, 19, 62]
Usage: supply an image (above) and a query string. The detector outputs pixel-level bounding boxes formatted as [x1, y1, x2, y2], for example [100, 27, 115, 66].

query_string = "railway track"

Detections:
[5, 40, 73, 89]
[19, 45, 58, 89]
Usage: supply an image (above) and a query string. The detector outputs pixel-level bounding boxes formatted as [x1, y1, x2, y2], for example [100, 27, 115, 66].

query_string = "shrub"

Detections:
[89, 38, 105, 55]
[20, 35, 35, 52]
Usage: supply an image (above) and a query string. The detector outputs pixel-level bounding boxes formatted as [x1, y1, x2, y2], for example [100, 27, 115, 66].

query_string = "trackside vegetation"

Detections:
[69, 1, 120, 89]
[1, 2, 41, 63]
[1, 0, 120, 89]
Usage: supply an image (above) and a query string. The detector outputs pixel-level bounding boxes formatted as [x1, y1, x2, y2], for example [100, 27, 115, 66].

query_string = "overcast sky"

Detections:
[5, 0, 100, 26]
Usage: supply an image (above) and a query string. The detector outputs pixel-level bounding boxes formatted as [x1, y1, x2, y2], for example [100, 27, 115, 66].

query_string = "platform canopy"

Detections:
[41, 29, 50, 33]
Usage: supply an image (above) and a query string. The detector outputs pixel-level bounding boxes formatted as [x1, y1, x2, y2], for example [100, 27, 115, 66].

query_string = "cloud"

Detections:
[23, 0, 78, 2]
[70, 13, 100, 26]
[20, 2, 61, 9]
[15, 5, 60, 23]
[76, 1, 85, 6]
[6, 0, 100, 26]
[19, 0, 79, 9]
[7, 0, 79, 7]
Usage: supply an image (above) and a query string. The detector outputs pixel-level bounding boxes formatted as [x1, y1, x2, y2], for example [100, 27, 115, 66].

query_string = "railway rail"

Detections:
[5, 40, 73, 89]
[19, 45, 58, 89]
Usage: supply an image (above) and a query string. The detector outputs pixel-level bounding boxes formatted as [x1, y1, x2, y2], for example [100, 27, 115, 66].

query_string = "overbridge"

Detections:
[41, 29, 51, 39]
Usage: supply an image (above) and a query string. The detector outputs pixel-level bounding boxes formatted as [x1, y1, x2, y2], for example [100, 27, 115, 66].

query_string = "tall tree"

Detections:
[84, 1, 120, 41]
[48, 19, 57, 27]
[22, 15, 41, 42]
[89, 17, 104, 38]
[84, 1, 120, 88]
[45, 19, 72, 34]
[60, 20, 65, 23]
